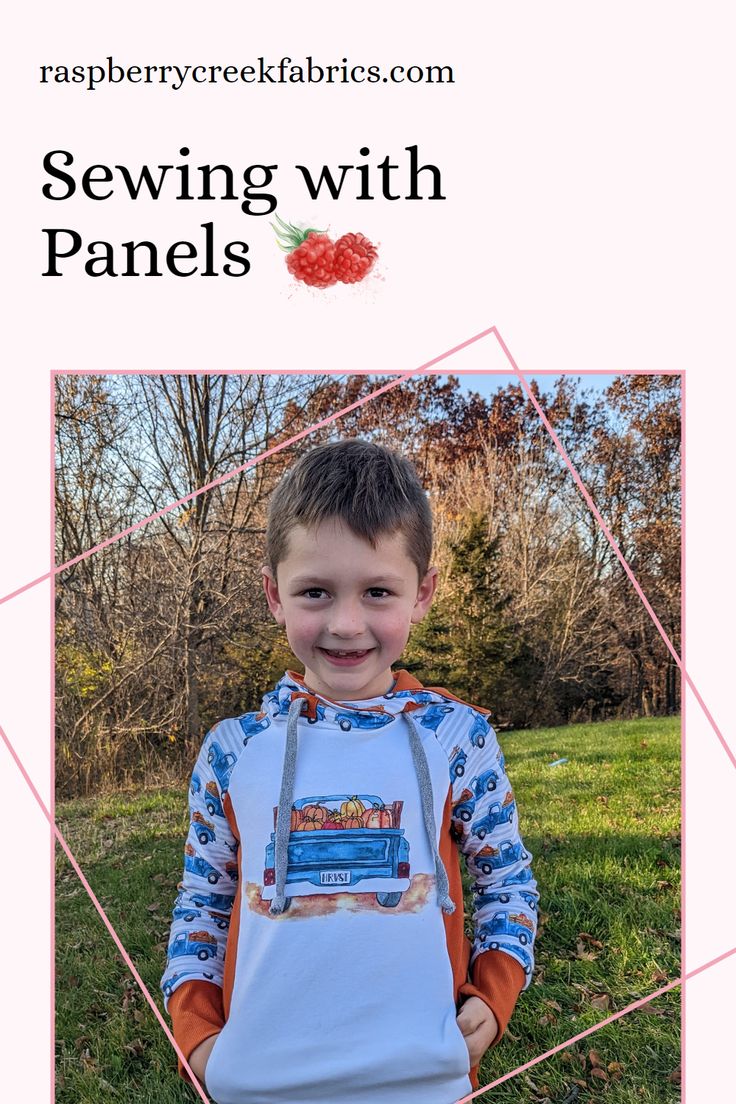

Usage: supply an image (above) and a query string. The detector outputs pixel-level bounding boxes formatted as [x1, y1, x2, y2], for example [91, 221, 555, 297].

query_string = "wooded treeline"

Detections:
[55, 372, 680, 796]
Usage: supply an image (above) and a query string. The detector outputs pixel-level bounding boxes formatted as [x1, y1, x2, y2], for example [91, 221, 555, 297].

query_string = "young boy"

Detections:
[161, 439, 538, 1104]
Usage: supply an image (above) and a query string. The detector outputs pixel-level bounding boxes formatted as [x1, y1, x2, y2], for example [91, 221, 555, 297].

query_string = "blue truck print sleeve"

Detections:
[161, 721, 243, 1010]
[444, 706, 539, 989]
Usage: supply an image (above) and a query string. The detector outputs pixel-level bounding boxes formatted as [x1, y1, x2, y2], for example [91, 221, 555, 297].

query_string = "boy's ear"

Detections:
[261, 566, 286, 625]
[411, 566, 438, 624]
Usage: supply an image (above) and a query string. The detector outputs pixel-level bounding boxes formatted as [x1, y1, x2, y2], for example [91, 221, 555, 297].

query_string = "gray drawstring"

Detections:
[269, 695, 304, 915]
[403, 711, 455, 915]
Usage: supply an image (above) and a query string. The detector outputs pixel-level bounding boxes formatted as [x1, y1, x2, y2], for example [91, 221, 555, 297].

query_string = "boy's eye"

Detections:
[302, 588, 328, 599]
[366, 587, 391, 599]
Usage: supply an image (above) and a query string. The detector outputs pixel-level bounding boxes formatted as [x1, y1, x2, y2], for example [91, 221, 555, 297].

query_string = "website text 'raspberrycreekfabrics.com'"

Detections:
[39, 56, 456, 92]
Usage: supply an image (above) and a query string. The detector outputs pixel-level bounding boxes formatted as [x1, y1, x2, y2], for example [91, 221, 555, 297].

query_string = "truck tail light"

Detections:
[264, 867, 275, 885]
[398, 862, 410, 879]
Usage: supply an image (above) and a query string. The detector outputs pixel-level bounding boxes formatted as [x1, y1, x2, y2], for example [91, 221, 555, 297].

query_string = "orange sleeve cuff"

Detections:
[167, 980, 226, 1080]
[459, 949, 526, 1043]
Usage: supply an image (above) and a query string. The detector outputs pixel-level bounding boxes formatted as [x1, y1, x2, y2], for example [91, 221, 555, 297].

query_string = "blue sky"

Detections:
[451, 373, 622, 401]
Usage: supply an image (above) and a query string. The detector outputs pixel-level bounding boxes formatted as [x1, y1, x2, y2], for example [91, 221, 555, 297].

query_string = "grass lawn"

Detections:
[55, 715, 680, 1103]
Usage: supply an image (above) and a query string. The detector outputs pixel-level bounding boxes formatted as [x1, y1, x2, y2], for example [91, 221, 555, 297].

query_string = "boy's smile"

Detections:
[262, 519, 437, 701]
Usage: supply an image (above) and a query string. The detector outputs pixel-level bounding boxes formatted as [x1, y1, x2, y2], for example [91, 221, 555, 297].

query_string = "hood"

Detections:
[262, 668, 451, 728]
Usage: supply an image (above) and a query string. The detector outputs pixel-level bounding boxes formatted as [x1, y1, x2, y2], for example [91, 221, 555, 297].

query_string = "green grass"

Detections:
[55, 716, 680, 1103]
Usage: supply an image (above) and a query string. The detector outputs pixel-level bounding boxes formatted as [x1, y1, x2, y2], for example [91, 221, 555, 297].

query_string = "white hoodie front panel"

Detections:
[203, 705, 472, 1104]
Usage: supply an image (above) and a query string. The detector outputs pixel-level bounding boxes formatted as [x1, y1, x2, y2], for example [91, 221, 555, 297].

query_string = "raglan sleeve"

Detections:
[451, 711, 539, 1040]
[160, 722, 240, 1075]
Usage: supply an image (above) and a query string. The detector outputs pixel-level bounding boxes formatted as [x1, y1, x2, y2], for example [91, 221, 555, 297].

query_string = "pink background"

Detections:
[1, 1, 735, 1099]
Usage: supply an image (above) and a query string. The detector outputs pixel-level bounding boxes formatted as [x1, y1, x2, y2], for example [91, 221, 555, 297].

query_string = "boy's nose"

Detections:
[327, 601, 366, 638]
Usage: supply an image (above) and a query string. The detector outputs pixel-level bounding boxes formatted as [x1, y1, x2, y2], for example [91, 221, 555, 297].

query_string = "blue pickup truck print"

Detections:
[162, 969, 214, 999]
[190, 772, 202, 796]
[334, 711, 394, 732]
[239, 711, 271, 741]
[186, 890, 233, 912]
[478, 911, 535, 947]
[206, 740, 237, 792]
[388, 689, 437, 703]
[419, 704, 454, 733]
[474, 887, 513, 906]
[470, 769, 499, 796]
[471, 795, 516, 839]
[452, 788, 477, 822]
[192, 812, 217, 845]
[204, 781, 224, 818]
[173, 905, 202, 923]
[168, 930, 218, 962]
[467, 712, 491, 748]
[474, 840, 529, 876]
[501, 865, 535, 888]
[262, 793, 410, 910]
[184, 844, 222, 884]
[172, 904, 228, 929]
[519, 890, 538, 911]
[450, 746, 467, 780]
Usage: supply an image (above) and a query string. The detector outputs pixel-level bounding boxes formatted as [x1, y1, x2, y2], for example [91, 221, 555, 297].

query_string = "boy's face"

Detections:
[262, 519, 437, 701]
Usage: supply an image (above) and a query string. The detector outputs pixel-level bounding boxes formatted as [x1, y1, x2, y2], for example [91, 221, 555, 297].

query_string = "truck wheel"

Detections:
[455, 764, 465, 777]
[500, 893, 510, 904]
[460, 809, 472, 822]
[208, 873, 218, 884]
[206, 803, 215, 815]
[490, 941, 499, 950]
[376, 891, 402, 908]
[184, 913, 196, 922]
[477, 828, 487, 839]
[476, 736, 485, 748]
[519, 933, 528, 945]
[197, 949, 210, 960]
[198, 833, 208, 845]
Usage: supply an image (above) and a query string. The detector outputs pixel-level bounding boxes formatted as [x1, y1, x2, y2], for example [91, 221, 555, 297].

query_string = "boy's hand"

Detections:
[188, 1032, 220, 1086]
[456, 997, 498, 1066]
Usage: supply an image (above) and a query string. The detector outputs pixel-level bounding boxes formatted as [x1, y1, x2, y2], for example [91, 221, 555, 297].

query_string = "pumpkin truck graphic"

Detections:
[261, 794, 410, 909]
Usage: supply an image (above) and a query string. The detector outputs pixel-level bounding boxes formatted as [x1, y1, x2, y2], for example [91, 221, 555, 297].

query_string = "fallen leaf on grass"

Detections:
[124, 1038, 146, 1058]
[588, 1049, 603, 1067]
[544, 999, 563, 1012]
[591, 1067, 609, 1082]
[590, 993, 611, 1011]
[576, 941, 599, 961]
[578, 932, 604, 949]
[146, 902, 161, 912]
[608, 1061, 624, 1080]
[668, 1066, 681, 1084]
[652, 969, 668, 983]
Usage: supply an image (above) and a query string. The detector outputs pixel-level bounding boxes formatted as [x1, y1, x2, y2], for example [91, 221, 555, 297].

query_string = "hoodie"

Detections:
[162, 669, 538, 1104]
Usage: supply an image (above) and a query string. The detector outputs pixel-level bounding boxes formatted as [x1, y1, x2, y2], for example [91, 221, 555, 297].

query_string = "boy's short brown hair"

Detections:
[266, 439, 433, 579]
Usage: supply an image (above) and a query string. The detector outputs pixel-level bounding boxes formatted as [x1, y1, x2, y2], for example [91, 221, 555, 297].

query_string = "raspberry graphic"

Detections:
[272, 216, 337, 288]
[333, 233, 378, 284]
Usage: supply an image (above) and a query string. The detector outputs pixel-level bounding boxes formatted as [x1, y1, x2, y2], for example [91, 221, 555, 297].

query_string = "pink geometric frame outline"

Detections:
[0, 324, 714, 1101]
